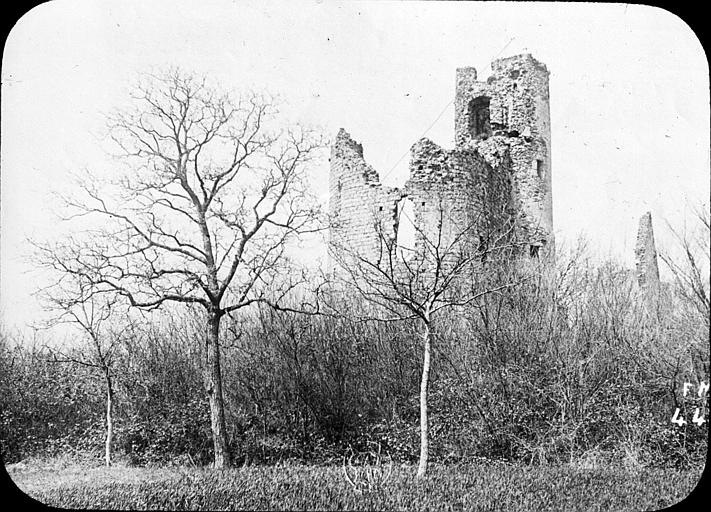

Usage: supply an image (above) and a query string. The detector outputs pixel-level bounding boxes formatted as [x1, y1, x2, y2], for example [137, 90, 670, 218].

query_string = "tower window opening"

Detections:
[536, 159, 544, 179]
[468, 96, 491, 138]
[529, 244, 540, 259]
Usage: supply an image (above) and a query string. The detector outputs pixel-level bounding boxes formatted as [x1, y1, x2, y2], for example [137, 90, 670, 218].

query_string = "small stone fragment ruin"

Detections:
[635, 211, 661, 289]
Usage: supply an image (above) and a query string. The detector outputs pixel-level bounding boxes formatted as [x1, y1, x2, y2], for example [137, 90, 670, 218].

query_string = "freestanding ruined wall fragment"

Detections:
[329, 129, 403, 264]
[635, 211, 660, 289]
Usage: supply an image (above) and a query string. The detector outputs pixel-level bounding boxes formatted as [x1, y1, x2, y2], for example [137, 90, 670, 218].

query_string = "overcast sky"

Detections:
[1, 0, 709, 333]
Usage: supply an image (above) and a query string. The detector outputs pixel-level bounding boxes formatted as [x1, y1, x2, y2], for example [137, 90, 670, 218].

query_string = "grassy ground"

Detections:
[6, 457, 705, 511]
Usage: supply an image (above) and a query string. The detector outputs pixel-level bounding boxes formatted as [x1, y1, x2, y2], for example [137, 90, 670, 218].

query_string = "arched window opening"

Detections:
[468, 96, 491, 138]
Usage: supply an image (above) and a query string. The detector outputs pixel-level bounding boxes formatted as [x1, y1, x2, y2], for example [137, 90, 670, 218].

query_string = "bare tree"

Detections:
[660, 202, 710, 377]
[661, 203, 710, 321]
[329, 199, 524, 478]
[35, 283, 123, 467]
[34, 69, 324, 468]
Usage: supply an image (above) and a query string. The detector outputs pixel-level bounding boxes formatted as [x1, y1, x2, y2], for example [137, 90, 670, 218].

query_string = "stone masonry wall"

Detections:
[405, 138, 512, 259]
[635, 211, 660, 289]
[329, 129, 403, 264]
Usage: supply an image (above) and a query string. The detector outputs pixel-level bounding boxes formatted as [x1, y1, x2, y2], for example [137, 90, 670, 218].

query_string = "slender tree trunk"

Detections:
[104, 370, 114, 467]
[416, 318, 432, 479]
[205, 310, 231, 468]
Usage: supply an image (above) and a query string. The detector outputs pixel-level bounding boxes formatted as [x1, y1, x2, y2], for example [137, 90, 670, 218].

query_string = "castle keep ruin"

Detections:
[329, 54, 554, 266]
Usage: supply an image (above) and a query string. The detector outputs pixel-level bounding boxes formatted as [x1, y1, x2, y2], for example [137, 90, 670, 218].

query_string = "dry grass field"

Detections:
[6, 457, 706, 511]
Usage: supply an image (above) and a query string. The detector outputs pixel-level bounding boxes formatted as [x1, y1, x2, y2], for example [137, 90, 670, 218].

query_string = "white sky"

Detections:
[1, 0, 709, 333]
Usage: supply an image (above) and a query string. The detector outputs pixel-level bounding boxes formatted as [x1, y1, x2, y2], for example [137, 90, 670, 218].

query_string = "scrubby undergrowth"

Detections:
[2, 240, 708, 474]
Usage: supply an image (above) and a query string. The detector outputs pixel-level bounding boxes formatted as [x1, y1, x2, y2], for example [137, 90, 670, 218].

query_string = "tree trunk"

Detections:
[416, 319, 432, 479]
[206, 310, 231, 468]
[104, 370, 114, 467]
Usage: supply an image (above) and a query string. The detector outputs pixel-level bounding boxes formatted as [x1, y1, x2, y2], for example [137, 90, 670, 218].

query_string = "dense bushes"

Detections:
[0, 338, 105, 463]
[1, 244, 708, 468]
[437, 256, 708, 467]
[116, 322, 213, 466]
[221, 306, 422, 463]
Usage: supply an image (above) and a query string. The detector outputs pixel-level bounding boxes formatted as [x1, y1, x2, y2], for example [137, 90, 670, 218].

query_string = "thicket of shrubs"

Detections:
[1, 245, 708, 469]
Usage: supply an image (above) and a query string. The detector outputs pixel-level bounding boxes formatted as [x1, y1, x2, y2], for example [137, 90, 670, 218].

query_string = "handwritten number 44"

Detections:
[671, 408, 705, 426]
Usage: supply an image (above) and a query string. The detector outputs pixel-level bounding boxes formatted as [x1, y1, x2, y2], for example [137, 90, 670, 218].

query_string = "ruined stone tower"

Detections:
[329, 54, 553, 267]
[454, 54, 553, 257]
[635, 211, 660, 289]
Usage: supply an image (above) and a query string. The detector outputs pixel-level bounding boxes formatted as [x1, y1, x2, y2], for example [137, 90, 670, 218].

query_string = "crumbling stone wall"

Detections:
[329, 129, 403, 263]
[329, 54, 552, 269]
[405, 138, 512, 259]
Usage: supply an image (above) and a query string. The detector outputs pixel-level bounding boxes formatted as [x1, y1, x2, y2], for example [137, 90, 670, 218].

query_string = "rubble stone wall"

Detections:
[329, 129, 404, 263]
[635, 211, 661, 288]
[405, 138, 512, 258]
